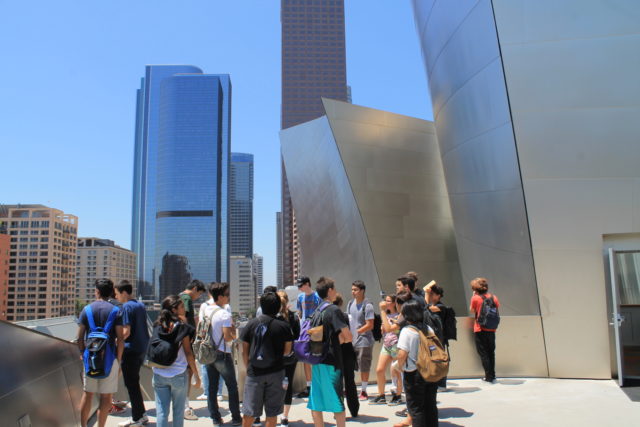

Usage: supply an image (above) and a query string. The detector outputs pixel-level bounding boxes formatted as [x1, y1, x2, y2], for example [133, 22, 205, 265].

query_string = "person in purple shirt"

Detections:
[295, 276, 321, 398]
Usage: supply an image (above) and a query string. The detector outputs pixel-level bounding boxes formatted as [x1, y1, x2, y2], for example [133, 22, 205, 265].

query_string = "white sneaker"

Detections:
[196, 393, 207, 400]
[118, 415, 149, 426]
[184, 408, 198, 420]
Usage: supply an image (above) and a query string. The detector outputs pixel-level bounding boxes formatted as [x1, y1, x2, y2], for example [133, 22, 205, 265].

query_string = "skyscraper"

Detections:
[276, 212, 283, 288]
[132, 65, 231, 300]
[280, 0, 349, 286]
[230, 153, 254, 258]
[252, 253, 263, 294]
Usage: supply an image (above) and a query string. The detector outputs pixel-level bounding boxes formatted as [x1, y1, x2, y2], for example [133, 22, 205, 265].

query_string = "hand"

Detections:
[379, 300, 387, 310]
[193, 376, 201, 389]
[429, 305, 441, 312]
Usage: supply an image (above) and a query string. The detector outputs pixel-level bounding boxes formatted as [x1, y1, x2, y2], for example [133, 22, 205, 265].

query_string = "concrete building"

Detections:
[280, 0, 350, 287]
[229, 255, 255, 316]
[0, 222, 10, 320]
[252, 253, 263, 294]
[230, 153, 254, 258]
[411, 0, 640, 381]
[276, 212, 283, 288]
[0, 205, 78, 321]
[76, 238, 136, 304]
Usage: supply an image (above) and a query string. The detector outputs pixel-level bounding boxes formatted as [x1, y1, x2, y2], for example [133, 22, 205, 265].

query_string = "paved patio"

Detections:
[103, 378, 640, 426]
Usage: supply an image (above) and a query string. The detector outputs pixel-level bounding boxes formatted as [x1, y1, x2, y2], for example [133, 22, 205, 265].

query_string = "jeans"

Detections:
[122, 351, 146, 420]
[403, 370, 438, 427]
[206, 352, 241, 421]
[201, 363, 226, 397]
[153, 371, 188, 427]
[474, 331, 496, 380]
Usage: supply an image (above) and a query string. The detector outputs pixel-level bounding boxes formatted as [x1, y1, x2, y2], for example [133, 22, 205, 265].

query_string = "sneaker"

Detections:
[388, 393, 403, 406]
[395, 408, 408, 417]
[358, 391, 369, 401]
[118, 415, 149, 427]
[279, 417, 289, 426]
[109, 405, 126, 415]
[196, 393, 207, 400]
[231, 418, 243, 426]
[296, 387, 310, 398]
[369, 394, 386, 405]
[112, 399, 129, 408]
[482, 377, 497, 383]
[437, 386, 450, 392]
[184, 407, 198, 420]
[252, 417, 261, 426]
[212, 418, 223, 427]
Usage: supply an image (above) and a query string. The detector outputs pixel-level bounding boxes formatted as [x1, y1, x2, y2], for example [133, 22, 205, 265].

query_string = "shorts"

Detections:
[242, 370, 285, 418]
[308, 364, 344, 413]
[381, 344, 398, 358]
[354, 346, 373, 372]
[84, 359, 119, 394]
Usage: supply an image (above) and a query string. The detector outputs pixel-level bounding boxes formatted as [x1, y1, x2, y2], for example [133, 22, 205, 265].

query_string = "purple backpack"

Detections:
[293, 301, 331, 365]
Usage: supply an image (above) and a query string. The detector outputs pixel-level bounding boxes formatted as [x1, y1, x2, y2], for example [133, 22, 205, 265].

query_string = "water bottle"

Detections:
[282, 376, 289, 391]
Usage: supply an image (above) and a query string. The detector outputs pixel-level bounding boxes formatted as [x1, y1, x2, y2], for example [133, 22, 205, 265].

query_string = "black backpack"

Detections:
[442, 306, 457, 341]
[249, 316, 276, 369]
[423, 308, 444, 342]
[477, 295, 500, 330]
[372, 313, 383, 342]
[147, 322, 191, 368]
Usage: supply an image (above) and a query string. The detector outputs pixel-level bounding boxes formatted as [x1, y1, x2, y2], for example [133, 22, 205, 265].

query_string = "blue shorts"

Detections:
[307, 364, 344, 413]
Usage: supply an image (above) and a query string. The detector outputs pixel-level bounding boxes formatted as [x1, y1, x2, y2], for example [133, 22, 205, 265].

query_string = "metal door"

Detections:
[608, 248, 625, 386]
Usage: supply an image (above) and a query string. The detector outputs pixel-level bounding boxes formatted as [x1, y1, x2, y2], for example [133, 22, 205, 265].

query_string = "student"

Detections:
[77, 278, 125, 427]
[151, 295, 201, 427]
[240, 292, 293, 427]
[333, 293, 359, 418]
[346, 280, 375, 400]
[295, 276, 321, 398]
[277, 290, 301, 426]
[307, 277, 352, 427]
[395, 275, 426, 309]
[114, 281, 150, 427]
[425, 283, 450, 391]
[200, 282, 242, 426]
[372, 294, 403, 406]
[393, 300, 438, 427]
[469, 277, 500, 383]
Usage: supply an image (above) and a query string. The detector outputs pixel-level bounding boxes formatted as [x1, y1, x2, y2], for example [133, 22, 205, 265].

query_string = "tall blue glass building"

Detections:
[131, 65, 231, 300]
[230, 153, 254, 258]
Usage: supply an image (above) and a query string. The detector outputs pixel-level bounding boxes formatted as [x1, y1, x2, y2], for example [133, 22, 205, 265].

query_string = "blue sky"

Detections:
[0, 1, 432, 285]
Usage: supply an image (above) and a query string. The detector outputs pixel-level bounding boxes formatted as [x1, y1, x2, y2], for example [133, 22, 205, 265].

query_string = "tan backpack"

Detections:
[408, 325, 449, 382]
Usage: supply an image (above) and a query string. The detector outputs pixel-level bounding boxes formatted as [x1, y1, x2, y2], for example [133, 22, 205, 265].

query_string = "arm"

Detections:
[223, 325, 236, 341]
[357, 319, 374, 334]
[339, 325, 352, 344]
[242, 341, 250, 368]
[379, 303, 393, 334]
[76, 324, 86, 353]
[121, 325, 131, 341]
[357, 303, 375, 334]
[183, 335, 201, 388]
[394, 348, 408, 371]
[283, 341, 292, 355]
[115, 325, 125, 363]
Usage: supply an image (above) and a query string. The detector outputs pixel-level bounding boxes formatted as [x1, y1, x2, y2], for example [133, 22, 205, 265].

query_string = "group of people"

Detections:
[75, 273, 500, 427]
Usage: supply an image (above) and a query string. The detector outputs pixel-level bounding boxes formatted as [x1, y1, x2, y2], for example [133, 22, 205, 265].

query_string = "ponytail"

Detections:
[155, 295, 182, 330]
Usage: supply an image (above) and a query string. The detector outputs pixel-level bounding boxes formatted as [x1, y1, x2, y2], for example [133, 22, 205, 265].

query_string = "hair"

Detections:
[351, 280, 366, 291]
[430, 284, 444, 297]
[395, 291, 412, 306]
[397, 275, 415, 292]
[316, 276, 335, 299]
[263, 285, 278, 295]
[471, 277, 489, 294]
[401, 300, 424, 325]
[186, 279, 206, 293]
[297, 276, 311, 287]
[260, 292, 282, 316]
[209, 282, 230, 301]
[115, 280, 133, 295]
[333, 292, 344, 308]
[95, 278, 114, 299]
[406, 271, 419, 286]
[155, 295, 182, 330]
[277, 290, 290, 318]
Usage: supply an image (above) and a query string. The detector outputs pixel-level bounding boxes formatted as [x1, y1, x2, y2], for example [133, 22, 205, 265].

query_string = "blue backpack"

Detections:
[477, 295, 500, 330]
[293, 301, 331, 365]
[83, 304, 120, 378]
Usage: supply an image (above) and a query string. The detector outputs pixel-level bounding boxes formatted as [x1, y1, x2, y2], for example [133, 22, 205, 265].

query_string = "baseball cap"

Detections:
[296, 276, 311, 287]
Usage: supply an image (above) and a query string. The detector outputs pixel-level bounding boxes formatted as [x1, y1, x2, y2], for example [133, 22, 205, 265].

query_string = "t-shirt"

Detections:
[347, 299, 375, 348]
[318, 303, 348, 369]
[121, 299, 150, 354]
[179, 292, 195, 327]
[470, 293, 500, 333]
[397, 326, 420, 372]
[78, 300, 123, 347]
[276, 310, 301, 340]
[199, 299, 233, 353]
[241, 315, 293, 377]
[297, 292, 322, 320]
[411, 292, 427, 310]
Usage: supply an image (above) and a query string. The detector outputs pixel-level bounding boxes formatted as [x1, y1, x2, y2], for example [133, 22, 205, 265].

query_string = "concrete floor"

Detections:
[103, 378, 640, 427]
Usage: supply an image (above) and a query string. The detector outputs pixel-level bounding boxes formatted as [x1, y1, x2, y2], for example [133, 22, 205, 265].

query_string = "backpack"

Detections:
[249, 316, 276, 369]
[477, 295, 500, 330]
[442, 306, 457, 342]
[408, 325, 449, 383]
[147, 323, 186, 368]
[82, 304, 119, 379]
[193, 304, 224, 364]
[293, 301, 331, 364]
[347, 299, 381, 341]
[423, 307, 444, 342]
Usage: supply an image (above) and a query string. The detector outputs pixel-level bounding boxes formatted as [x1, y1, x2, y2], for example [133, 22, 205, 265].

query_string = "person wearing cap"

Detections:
[295, 276, 321, 398]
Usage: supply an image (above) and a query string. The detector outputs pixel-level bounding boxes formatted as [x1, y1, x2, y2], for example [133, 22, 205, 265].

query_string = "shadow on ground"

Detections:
[497, 379, 526, 386]
[440, 407, 474, 419]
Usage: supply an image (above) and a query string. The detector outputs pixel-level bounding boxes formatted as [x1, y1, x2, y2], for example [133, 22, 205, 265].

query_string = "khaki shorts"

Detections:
[84, 359, 119, 394]
[354, 346, 373, 373]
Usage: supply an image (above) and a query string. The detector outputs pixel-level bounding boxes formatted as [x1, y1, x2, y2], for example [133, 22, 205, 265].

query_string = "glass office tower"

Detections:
[132, 65, 231, 300]
[230, 153, 254, 258]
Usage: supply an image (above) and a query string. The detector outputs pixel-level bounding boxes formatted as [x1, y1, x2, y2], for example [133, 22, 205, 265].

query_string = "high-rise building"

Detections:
[276, 212, 283, 288]
[252, 253, 263, 294]
[230, 153, 254, 258]
[75, 238, 136, 304]
[0, 205, 78, 321]
[229, 255, 255, 316]
[0, 221, 10, 321]
[131, 65, 231, 301]
[280, 0, 349, 287]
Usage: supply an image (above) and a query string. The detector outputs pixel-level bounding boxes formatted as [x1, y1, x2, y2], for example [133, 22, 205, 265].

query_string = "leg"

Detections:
[311, 410, 324, 427]
[171, 372, 188, 427]
[334, 411, 346, 427]
[376, 353, 392, 396]
[97, 393, 112, 427]
[242, 415, 255, 427]
[486, 331, 496, 380]
[265, 416, 277, 427]
[121, 352, 146, 421]
[154, 373, 172, 427]
[474, 332, 491, 379]
[424, 381, 439, 427]
[216, 352, 241, 421]
[283, 362, 297, 418]
[341, 344, 359, 417]
[200, 363, 209, 396]
[404, 371, 427, 426]
[206, 362, 222, 421]
[80, 392, 93, 427]
[358, 346, 373, 395]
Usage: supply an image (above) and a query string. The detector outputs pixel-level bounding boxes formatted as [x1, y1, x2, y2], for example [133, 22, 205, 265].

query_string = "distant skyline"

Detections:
[0, 1, 431, 285]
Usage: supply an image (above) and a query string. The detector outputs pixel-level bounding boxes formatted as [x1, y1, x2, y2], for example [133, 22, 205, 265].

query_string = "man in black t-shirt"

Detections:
[307, 277, 352, 427]
[240, 292, 293, 427]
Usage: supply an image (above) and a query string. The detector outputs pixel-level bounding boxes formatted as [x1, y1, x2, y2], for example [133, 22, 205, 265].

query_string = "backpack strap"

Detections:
[102, 306, 120, 335]
[85, 305, 97, 332]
